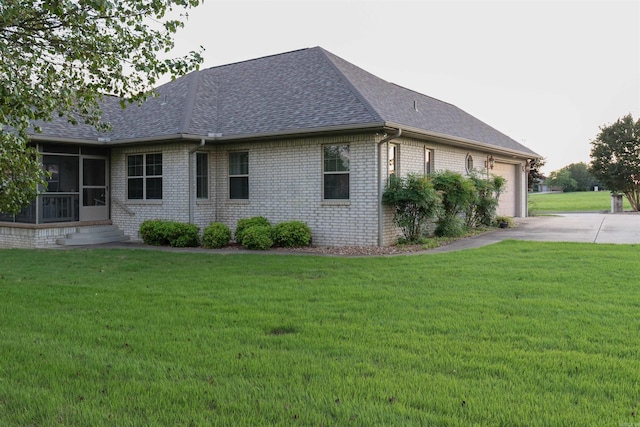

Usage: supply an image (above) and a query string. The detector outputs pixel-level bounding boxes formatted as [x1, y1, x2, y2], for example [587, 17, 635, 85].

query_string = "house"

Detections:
[0, 47, 539, 248]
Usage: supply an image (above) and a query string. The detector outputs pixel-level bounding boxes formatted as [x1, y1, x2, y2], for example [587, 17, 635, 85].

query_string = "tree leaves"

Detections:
[0, 0, 204, 212]
[589, 114, 640, 211]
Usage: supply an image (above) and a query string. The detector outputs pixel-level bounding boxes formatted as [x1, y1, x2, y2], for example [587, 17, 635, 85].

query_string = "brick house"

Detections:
[0, 47, 539, 248]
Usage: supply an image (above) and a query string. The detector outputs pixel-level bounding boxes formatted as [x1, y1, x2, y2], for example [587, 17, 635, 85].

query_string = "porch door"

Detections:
[80, 157, 109, 221]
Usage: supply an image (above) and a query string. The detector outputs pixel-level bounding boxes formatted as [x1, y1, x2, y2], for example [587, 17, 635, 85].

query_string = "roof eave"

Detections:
[385, 122, 540, 159]
[108, 123, 388, 145]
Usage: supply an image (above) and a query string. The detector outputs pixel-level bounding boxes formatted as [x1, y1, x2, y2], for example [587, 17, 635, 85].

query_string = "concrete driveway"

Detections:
[430, 213, 640, 253]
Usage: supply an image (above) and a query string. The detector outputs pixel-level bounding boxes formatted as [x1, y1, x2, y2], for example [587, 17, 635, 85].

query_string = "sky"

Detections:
[166, 0, 639, 174]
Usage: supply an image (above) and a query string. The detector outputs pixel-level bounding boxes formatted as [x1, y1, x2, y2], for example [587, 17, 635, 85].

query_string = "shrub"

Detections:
[235, 216, 271, 243]
[466, 173, 507, 228]
[435, 215, 467, 238]
[139, 220, 168, 246]
[272, 221, 312, 247]
[241, 225, 273, 250]
[432, 171, 476, 237]
[382, 174, 441, 242]
[169, 223, 200, 247]
[202, 222, 231, 249]
[139, 220, 200, 247]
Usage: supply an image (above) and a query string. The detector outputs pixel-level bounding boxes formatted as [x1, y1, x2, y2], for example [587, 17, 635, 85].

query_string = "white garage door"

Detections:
[493, 162, 517, 217]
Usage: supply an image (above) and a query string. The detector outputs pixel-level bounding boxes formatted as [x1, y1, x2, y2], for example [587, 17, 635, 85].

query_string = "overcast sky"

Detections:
[168, 0, 639, 174]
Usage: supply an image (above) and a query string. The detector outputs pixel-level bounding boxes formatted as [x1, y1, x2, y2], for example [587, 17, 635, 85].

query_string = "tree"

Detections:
[382, 174, 441, 242]
[589, 114, 640, 211]
[563, 162, 596, 191]
[546, 169, 577, 192]
[0, 0, 204, 213]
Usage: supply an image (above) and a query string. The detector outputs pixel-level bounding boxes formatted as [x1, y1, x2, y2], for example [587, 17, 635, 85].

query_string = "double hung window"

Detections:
[229, 151, 249, 199]
[425, 148, 434, 174]
[323, 144, 350, 200]
[196, 153, 209, 199]
[127, 153, 162, 200]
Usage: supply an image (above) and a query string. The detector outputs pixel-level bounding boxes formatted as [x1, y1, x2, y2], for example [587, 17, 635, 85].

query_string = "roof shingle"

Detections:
[33, 47, 537, 156]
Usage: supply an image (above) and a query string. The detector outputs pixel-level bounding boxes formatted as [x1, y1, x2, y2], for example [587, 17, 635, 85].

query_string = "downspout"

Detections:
[377, 128, 402, 246]
[188, 139, 206, 224]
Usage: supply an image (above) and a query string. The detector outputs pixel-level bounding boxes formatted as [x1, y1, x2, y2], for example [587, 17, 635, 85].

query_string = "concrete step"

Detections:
[56, 225, 130, 246]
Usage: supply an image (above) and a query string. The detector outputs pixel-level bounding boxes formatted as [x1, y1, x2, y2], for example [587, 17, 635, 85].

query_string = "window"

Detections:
[196, 152, 208, 199]
[323, 144, 350, 199]
[389, 144, 398, 176]
[466, 154, 474, 174]
[425, 148, 434, 174]
[127, 153, 162, 200]
[229, 151, 249, 199]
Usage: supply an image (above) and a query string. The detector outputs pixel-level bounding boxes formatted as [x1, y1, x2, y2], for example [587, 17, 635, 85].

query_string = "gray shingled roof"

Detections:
[33, 47, 538, 156]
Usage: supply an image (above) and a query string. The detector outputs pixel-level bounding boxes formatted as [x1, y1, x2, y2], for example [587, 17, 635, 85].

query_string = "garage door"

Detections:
[493, 162, 517, 217]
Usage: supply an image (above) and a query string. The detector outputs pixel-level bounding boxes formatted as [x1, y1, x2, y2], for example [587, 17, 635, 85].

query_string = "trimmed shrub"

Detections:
[139, 220, 200, 247]
[241, 225, 273, 250]
[170, 223, 200, 247]
[202, 222, 232, 249]
[235, 216, 271, 243]
[139, 220, 168, 246]
[272, 221, 312, 247]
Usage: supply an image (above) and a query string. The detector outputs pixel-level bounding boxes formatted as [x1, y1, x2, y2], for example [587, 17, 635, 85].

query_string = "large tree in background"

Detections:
[545, 162, 596, 192]
[0, 0, 203, 213]
[589, 114, 640, 211]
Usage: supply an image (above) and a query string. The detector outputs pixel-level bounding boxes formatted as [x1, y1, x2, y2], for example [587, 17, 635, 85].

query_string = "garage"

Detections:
[493, 162, 518, 217]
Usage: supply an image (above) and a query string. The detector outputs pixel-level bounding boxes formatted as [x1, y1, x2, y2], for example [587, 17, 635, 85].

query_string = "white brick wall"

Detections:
[111, 143, 192, 240]
[110, 135, 381, 246]
[0, 224, 77, 248]
[1, 134, 528, 248]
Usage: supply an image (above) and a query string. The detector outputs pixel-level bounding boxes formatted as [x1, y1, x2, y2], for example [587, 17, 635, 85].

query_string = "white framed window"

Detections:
[196, 152, 208, 199]
[127, 153, 162, 200]
[466, 154, 474, 174]
[229, 151, 249, 199]
[323, 144, 350, 199]
[425, 147, 434, 174]
[389, 144, 398, 176]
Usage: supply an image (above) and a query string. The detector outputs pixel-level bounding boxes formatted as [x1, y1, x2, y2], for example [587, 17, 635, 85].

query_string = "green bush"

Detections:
[139, 220, 200, 247]
[466, 173, 507, 228]
[202, 222, 231, 249]
[432, 171, 476, 237]
[170, 223, 200, 247]
[235, 216, 271, 243]
[272, 221, 312, 247]
[382, 174, 441, 242]
[241, 225, 273, 250]
[139, 220, 168, 246]
[435, 215, 467, 238]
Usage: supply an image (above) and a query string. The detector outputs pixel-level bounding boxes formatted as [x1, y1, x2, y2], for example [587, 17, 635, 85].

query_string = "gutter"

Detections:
[188, 139, 206, 224]
[377, 128, 402, 246]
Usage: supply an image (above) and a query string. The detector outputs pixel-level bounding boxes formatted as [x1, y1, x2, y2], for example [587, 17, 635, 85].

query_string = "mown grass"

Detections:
[1, 244, 640, 426]
[529, 191, 632, 213]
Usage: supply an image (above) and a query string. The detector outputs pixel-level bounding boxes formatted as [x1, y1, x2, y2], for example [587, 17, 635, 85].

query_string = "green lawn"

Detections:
[1, 244, 639, 426]
[529, 191, 632, 213]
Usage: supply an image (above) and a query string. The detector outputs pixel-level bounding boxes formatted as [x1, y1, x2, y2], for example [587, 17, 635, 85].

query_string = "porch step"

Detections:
[56, 225, 130, 246]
